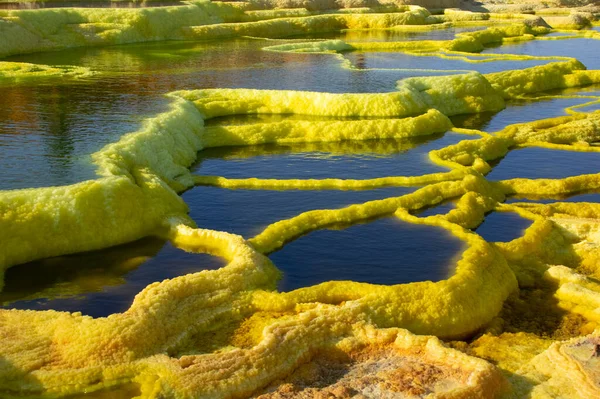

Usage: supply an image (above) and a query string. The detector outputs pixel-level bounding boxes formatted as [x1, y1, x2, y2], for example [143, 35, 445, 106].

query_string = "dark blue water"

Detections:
[1, 238, 225, 317]
[182, 133, 476, 238]
[182, 133, 472, 239]
[487, 147, 600, 181]
[475, 211, 532, 242]
[194, 133, 475, 179]
[184, 186, 415, 239]
[413, 199, 456, 216]
[271, 216, 464, 291]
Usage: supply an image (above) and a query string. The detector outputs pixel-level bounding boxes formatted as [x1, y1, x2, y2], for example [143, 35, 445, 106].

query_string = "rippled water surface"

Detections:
[2, 27, 600, 316]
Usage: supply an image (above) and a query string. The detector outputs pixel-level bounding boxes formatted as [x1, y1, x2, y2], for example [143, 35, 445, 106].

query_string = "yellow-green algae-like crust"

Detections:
[175, 88, 433, 119]
[92, 97, 206, 191]
[0, 0, 243, 57]
[181, 6, 440, 40]
[0, 74, 513, 397]
[176, 73, 506, 120]
[0, 224, 277, 398]
[0, 86, 596, 396]
[198, 109, 453, 147]
[0, 61, 92, 82]
[485, 60, 600, 99]
[0, 2, 440, 58]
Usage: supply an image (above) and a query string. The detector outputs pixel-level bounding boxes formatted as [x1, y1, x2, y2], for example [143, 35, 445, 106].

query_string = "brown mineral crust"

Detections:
[255, 342, 505, 398]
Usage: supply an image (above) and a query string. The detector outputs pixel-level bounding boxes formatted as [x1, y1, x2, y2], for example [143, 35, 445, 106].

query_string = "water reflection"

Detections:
[193, 132, 477, 180]
[450, 111, 496, 130]
[1, 37, 431, 190]
[2, 28, 599, 190]
[3, 236, 226, 317]
[0, 80, 167, 189]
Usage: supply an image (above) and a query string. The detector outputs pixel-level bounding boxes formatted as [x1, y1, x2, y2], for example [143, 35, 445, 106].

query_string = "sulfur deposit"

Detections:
[2, 1, 600, 398]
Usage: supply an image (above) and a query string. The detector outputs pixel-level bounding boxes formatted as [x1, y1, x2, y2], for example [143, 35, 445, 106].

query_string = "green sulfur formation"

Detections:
[0, 2, 439, 58]
[0, 61, 92, 82]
